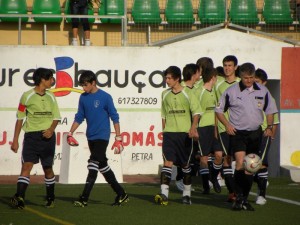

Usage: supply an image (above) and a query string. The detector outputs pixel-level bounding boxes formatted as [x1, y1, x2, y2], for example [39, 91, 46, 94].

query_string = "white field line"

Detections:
[249, 192, 300, 206]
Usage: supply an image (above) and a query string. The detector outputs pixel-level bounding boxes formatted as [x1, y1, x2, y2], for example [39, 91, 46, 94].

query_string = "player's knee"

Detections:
[161, 166, 172, 185]
[182, 167, 192, 185]
[87, 169, 98, 180]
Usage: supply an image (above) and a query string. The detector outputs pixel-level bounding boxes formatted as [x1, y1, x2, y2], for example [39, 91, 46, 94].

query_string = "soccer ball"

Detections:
[243, 153, 262, 173]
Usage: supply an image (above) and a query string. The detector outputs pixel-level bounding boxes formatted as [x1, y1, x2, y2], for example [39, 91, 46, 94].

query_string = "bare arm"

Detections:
[189, 114, 199, 139]
[11, 119, 23, 153]
[42, 120, 60, 139]
[69, 121, 81, 134]
[113, 122, 121, 137]
[264, 113, 275, 137]
[216, 112, 236, 135]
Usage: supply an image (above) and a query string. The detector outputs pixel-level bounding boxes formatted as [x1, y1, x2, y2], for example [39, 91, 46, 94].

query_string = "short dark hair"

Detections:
[222, 55, 238, 66]
[255, 68, 268, 82]
[216, 66, 225, 77]
[33, 68, 53, 86]
[239, 63, 255, 76]
[182, 63, 199, 82]
[164, 66, 182, 82]
[202, 68, 217, 83]
[79, 70, 96, 85]
[196, 57, 214, 72]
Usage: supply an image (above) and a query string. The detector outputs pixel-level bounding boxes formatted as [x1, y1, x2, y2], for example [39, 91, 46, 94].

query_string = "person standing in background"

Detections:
[70, 0, 93, 46]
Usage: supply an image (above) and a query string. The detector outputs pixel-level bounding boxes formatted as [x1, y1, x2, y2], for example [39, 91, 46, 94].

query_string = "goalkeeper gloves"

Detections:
[111, 136, 124, 154]
[67, 132, 79, 146]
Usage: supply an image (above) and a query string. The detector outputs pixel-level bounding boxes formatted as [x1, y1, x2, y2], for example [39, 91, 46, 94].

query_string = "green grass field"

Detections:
[1, 177, 300, 225]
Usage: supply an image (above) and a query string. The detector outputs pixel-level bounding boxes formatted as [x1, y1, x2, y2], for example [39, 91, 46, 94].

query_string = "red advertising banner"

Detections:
[281, 48, 300, 109]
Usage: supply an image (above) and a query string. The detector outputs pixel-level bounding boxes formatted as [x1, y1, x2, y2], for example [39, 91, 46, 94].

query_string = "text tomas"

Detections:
[0, 128, 163, 147]
[0, 64, 166, 93]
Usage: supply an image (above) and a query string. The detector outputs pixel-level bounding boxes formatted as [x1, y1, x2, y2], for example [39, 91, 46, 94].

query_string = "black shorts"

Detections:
[22, 131, 56, 167]
[88, 139, 109, 166]
[215, 132, 231, 156]
[196, 126, 219, 156]
[230, 127, 263, 155]
[162, 132, 193, 167]
[258, 135, 271, 166]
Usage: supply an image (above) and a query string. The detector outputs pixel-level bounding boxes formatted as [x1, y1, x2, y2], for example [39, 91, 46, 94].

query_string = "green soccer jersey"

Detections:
[161, 87, 202, 133]
[215, 77, 241, 133]
[196, 86, 217, 127]
[17, 89, 61, 132]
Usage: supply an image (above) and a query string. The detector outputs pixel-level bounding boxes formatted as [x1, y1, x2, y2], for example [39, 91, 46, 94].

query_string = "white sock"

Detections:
[71, 38, 78, 46]
[85, 39, 91, 46]
[183, 184, 191, 197]
[161, 184, 169, 198]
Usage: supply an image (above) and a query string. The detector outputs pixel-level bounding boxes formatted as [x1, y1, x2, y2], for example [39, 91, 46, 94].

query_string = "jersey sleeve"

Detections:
[51, 93, 61, 121]
[107, 94, 120, 124]
[74, 95, 86, 124]
[16, 93, 27, 120]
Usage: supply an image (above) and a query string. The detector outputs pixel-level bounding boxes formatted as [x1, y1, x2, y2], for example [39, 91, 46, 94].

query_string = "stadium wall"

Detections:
[0, 29, 298, 179]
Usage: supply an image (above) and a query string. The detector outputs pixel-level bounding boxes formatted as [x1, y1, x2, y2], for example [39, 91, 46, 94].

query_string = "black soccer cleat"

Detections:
[242, 201, 255, 211]
[10, 194, 25, 209]
[212, 179, 222, 193]
[112, 193, 129, 206]
[45, 197, 55, 208]
[182, 195, 192, 205]
[74, 195, 88, 207]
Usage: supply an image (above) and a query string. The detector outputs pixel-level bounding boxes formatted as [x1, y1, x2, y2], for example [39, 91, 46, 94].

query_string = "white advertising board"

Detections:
[0, 29, 296, 180]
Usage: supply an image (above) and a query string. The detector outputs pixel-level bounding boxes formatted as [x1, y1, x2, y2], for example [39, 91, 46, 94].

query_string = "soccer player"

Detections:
[195, 68, 222, 194]
[155, 66, 202, 205]
[175, 63, 201, 192]
[216, 63, 278, 211]
[254, 68, 280, 205]
[67, 70, 128, 207]
[194, 57, 214, 89]
[10, 68, 61, 209]
[215, 55, 240, 202]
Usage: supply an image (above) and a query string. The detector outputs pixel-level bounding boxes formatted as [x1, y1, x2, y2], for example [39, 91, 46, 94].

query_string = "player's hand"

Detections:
[225, 123, 236, 135]
[10, 140, 19, 153]
[264, 128, 273, 137]
[67, 132, 79, 146]
[111, 136, 124, 154]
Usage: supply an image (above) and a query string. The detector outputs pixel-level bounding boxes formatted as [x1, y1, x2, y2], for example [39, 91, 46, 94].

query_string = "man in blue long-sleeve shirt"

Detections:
[68, 70, 128, 207]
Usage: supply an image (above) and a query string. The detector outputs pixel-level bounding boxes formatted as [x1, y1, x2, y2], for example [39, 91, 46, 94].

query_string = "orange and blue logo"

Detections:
[50, 57, 83, 97]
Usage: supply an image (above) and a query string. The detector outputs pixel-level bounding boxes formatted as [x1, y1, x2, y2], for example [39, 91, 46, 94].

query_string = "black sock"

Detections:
[17, 176, 30, 199]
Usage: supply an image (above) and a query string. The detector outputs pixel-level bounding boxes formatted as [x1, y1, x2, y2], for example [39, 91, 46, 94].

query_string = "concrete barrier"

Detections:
[59, 133, 123, 184]
[281, 165, 300, 182]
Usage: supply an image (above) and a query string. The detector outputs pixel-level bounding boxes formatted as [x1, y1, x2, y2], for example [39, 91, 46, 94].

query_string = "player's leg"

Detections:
[197, 127, 213, 194]
[99, 161, 128, 206]
[182, 166, 192, 204]
[211, 150, 222, 193]
[41, 133, 56, 208]
[219, 132, 236, 201]
[241, 129, 263, 207]
[11, 132, 39, 209]
[90, 140, 128, 206]
[199, 155, 210, 194]
[231, 132, 253, 211]
[155, 132, 177, 205]
[175, 166, 184, 191]
[74, 159, 99, 207]
[155, 161, 172, 205]
[256, 135, 271, 205]
[11, 162, 33, 209]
